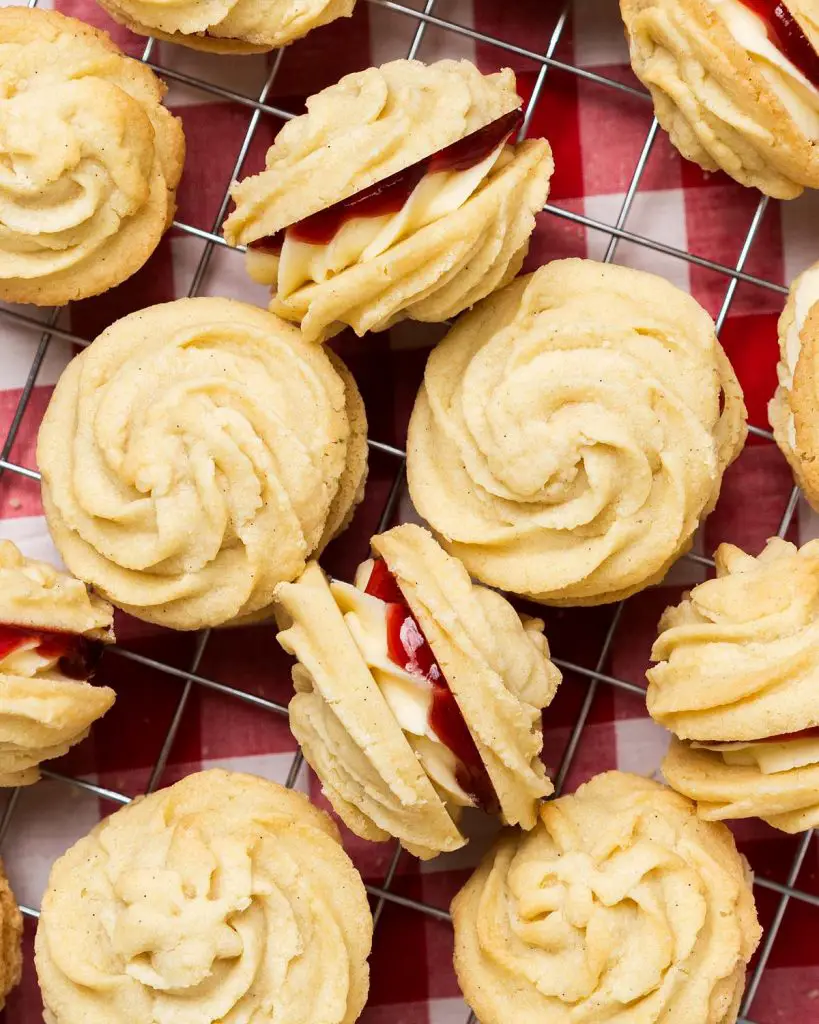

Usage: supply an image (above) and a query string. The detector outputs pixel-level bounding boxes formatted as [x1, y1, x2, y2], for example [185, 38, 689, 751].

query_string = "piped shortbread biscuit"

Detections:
[621, 0, 819, 197]
[452, 772, 761, 1024]
[93, 0, 355, 53]
[0, 8, 184, 305]
[274, 525, 561, 859]
[407, 259, 747, 605]
[650, 537, 819, 832]
[0, 540, 115, 786]
[224, 59, 554, 342]
[37, 298, 368, 630]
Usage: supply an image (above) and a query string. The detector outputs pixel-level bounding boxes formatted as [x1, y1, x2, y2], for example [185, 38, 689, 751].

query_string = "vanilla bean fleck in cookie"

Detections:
[769, 259, 819, 506]
[621, 0, 819, 197]
[452, 771, 761, 1024]
[37, 298, 368, 631]
[94, 0, 355, 53]
[224, 59, 554, 342]
[274, 524, 561, 859]
[0, 540, 115, 787]
[0, 8, 184, 306]
[35, 769, 372, 1024]
[407, 259, 747, 605]
[651, 537, 819, 832]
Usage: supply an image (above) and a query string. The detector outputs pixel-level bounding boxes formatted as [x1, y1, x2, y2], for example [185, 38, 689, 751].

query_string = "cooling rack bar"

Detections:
[0, 4, 811, 1023]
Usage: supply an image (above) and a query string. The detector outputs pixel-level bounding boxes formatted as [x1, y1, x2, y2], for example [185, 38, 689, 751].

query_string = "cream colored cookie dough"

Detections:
[275, 525, 561, 859]
[0, 858, 21, 1011]
[452, 771, 761, 1024]
[224, 59, 553, 342]
[769, 260, 819, 506]
[651, 536, 819, 832]
[95, 0, 355, 53]
[0, 541, 115, 787]
[35, 769, 372, 1024]
[621, 0, 819, 198]
[408, 259, 747, 605]
[37, 298, 368, 631]
[0, 8, 184, 306]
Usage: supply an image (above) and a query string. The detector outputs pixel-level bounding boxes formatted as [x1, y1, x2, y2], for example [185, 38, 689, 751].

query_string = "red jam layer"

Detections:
[249, 107, 524, 254]
[364, 559, 497, 810]
[739, 0, 819, 86]
[0, 624, 103, 681]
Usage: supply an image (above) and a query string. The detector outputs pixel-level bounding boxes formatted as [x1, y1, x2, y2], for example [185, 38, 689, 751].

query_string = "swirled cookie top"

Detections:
[0, 7, 184, 305]
[224, 59, 521, 246]
[98, 0, 352, 45]
[35, 769, 372, 1024]
[36, 297, 361, 629]
[452, 771, 761, 1024]
[0, 541, 112, 639]
[0, 8, 171, 134]
[407, 258, 747, 604]
[649, 536, 819, 740]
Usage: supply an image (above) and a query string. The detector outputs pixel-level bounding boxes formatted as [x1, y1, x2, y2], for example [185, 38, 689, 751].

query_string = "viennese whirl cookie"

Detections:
[94, 0, 355, 53]
[37, 298, 368, 630]
[0, 541, 115, 787]
[224, 59, 554, 342]
[0, 8, 184, 305]
[621, 0, 819, 197]
[407, 259, 747, 605]
[452, 772, 761, 1024]
[274, 525, 561, 859]
[652, 537, 819, 832]
[36, 770, 372, 1024]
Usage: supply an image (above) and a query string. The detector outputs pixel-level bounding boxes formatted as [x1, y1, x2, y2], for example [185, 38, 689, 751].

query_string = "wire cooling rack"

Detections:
[0, 1, 814, 1021]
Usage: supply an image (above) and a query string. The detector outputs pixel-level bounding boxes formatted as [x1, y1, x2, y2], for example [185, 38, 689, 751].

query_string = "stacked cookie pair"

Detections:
[621, 0, 819, 198]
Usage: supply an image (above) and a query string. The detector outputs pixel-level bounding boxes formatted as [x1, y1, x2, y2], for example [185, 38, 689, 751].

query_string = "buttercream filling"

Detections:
[695, 727, 819, 773]
[0, 623, 103, 681]
[246, 108, 523, 298]
[779, 263, 819, 446]
[329, 559, 496, 810]
[707, 0, 819, 137]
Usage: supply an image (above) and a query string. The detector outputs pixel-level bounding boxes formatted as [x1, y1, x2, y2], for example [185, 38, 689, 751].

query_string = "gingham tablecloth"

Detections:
[2, 1, 819, 1021]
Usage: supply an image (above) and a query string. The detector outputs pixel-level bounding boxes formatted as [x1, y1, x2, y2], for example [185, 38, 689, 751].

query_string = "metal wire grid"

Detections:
[0, 1, 813, 1021]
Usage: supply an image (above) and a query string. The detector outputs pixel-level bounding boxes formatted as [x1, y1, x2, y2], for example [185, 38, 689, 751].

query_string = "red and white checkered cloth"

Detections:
[2, 1, 819, 1020]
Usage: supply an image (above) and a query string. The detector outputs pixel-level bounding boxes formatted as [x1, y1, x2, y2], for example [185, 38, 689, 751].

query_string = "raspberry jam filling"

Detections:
[249, 107, 524, 255]
[739, 0, 819, 85]
[0, 623, 103, 680]
[364, 559, 496, 810]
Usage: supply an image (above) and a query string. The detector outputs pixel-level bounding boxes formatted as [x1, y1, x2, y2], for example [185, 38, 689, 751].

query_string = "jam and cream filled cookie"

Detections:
[35, 769, 372, 1024]
[94, 0, 355, 53]
[274, 524, 561, 859]
[0, 8, 184, 306]
[769, 259, 819, 506]
[620, 0, 819, 198]
[452, 771, 761, 1024]
[0, 540, 115, 787]
[0, 858, 21, 1011]
[37, 298, 368, 631]
[407, 259, 747, 606]
[223, 59, 554, 342]
[651, 537, 819, 832]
